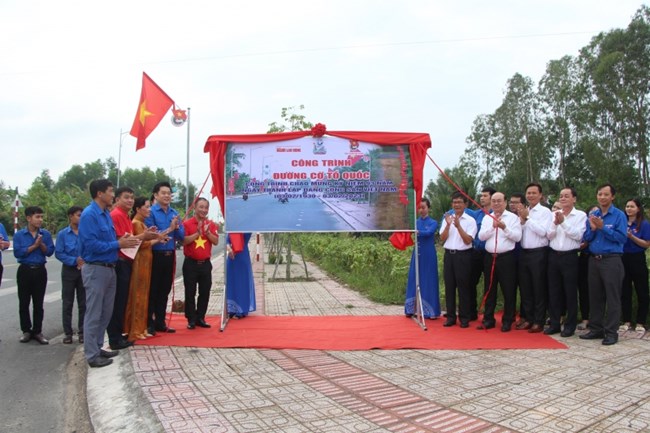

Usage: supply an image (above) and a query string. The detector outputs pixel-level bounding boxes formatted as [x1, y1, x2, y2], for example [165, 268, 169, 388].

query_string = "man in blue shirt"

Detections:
[145, 181, 185, 334]
[55, 206, 86, 344]
[79, 179, 139, 368]
[580, 183, 627, 346]
[13, 206, 55, 344]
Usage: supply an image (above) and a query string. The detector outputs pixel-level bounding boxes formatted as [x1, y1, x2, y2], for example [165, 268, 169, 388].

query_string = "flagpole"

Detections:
[185, 107, 191, 214]
[117, 129, 129, 188]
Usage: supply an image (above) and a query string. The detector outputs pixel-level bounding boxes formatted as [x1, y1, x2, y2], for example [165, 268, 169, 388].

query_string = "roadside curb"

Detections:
[87, 348, 163, 433]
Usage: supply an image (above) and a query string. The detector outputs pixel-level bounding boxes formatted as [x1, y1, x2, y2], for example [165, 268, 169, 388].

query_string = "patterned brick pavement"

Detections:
[89, 238, 650, 433]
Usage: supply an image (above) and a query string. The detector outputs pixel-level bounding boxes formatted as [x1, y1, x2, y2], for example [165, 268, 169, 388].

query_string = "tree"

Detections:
[267, 105, 313, 133]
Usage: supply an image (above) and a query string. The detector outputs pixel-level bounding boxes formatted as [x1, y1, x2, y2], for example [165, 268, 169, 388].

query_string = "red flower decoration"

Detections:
[311, 123, 327, 137]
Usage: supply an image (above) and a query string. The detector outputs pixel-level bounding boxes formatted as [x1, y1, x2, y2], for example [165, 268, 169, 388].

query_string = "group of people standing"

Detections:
[9, 178, 257, 368]
[406, 183, 649, 346]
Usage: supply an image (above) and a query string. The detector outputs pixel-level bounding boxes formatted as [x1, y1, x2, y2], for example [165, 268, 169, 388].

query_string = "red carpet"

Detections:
[137, 314, 567, 350]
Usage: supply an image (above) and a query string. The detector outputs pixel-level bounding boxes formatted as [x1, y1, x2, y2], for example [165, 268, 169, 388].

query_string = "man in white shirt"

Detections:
[546, 187, 587, 337]
[478, 192, 522, 332]
[516, 183, 553, 333]
[440, 192, 478, 328]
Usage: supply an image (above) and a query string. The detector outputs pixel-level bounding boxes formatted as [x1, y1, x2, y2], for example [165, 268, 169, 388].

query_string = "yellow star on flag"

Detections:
[138, 100, 153, 126]
[194, 236, 207, 249]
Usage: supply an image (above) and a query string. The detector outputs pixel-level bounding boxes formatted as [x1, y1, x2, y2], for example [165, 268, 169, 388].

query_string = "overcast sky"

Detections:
[1, 0, 646, 214]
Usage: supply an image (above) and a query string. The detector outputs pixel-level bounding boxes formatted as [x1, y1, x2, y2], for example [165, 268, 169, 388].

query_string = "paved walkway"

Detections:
[87, 238, 650, 433]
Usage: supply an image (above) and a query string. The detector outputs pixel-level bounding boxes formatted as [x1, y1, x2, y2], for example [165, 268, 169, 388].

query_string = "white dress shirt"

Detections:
[521, 203, 553, 249]
[440, 212, 478, 251]
[478, 209, 522, 253]
[547, 207, 587, 251]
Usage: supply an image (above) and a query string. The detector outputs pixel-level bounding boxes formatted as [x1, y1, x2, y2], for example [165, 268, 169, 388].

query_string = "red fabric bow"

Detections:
[311, 123, 327, 137]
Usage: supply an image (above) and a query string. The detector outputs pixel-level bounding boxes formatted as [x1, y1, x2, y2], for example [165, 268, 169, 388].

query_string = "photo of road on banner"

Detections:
[224, 136, 416, 232]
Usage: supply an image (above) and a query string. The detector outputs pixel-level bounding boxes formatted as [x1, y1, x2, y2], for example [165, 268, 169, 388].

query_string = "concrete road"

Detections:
[0, 249, 184, 432]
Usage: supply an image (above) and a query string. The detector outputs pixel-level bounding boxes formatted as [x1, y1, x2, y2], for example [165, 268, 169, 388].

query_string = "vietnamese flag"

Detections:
[130, 72, 174, 150]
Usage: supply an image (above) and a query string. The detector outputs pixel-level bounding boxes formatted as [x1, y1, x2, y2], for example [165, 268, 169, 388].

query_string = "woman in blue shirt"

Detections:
[620, 198, 650, 332]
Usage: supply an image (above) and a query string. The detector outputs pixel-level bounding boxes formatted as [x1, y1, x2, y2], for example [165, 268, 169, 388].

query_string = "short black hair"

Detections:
[451, 191, 467, 203]
[152, 181, 172, 194]
[525, 182, 543, 194]
[597, 183, 616, 196]
[25, 206, 43, 217]
[510, 192, 526, 205]
[481, 187, 496, 196]
[89, 179, 113, 199]
[195, 197, 209, 206]
[115, 186, 134, 198]
[67, 206, 83, 216]
[420, 197, 431, 208]
[561, 186, 577, 198]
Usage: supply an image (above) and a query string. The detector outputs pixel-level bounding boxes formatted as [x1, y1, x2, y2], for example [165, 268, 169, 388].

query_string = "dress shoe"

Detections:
[516, 321, 532, 330]
[544, 327, 561, 335]
[528, 324, 543, 333]
[63, 335, 73, 344]
[155, 326, 176, 333]
[579, 330, 604, 340]
[602, 335, 618, 345]
[187, 323, 196, 330]
[196, 320, 211, 329]
[501, 323, 512, 332]
[443, 320, 456, 327]
[19, 332, 32, 343]
[460, 321, 469, 328]
[515, 318, 526, 328]
[147, 327, 157, 336]
[100, 349, 119, 358]
[476, 322, 495, 330]
[88, 356, 113, 368]
[33, 333, 49, 345]
[560, 329, 575, 338]
[109, 339, 133, 350]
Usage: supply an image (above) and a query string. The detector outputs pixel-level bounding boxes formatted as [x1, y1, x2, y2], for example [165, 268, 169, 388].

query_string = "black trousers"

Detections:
[482, 251, 517, 326]
[621, 252, 649, 325]
[443, 249, 473, 323]
[107, 259, 132, 343]
[469, 249, 485, 319]
[149, 251, 175, 330]
[61, 265, 86, 336]
[547, 250, 579, 332]
[519, 248, 548, 326]
[183, 258, 213, 324]
[17, 264, 47, 334]
[577, 251, 591, 320]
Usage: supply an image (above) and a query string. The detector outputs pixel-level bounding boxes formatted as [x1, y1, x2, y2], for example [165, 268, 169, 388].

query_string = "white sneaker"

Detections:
[635, 324, 645, 332]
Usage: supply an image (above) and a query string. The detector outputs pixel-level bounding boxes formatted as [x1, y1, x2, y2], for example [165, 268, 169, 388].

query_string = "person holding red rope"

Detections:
[477, 192, 522, 332]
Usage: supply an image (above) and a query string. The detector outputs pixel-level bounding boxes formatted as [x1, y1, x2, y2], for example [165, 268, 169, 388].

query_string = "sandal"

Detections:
[635, 324, 646, 332]
[618, 323, 631, 332]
